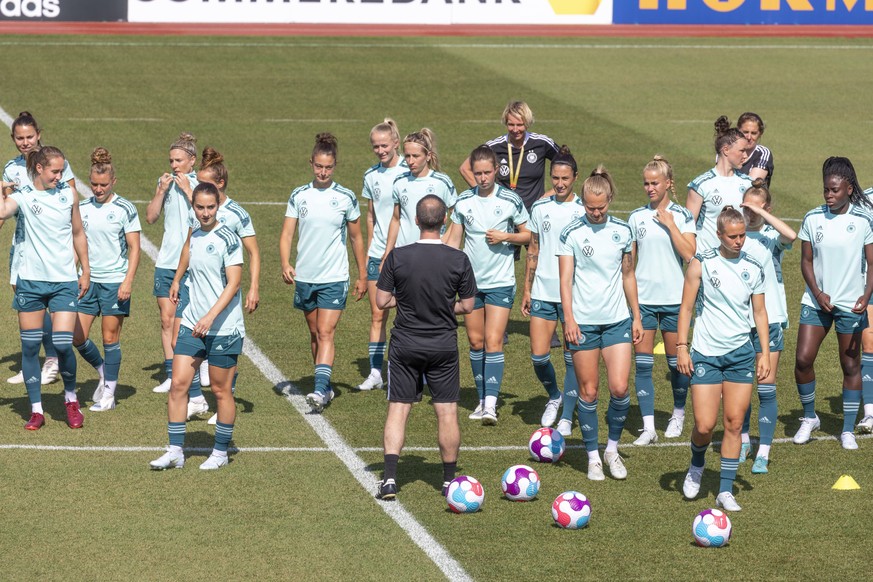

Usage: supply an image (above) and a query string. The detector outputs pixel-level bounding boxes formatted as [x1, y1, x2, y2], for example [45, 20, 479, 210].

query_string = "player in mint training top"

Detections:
[145, 132, 199, 394]
[677, 207, 770, 513]
[445, 145, 530, 425]
[794, 157, 873, 451]
[737, 180, 795, 474]
[280, 133, 367, 413]
[2, 111, 81, 386]
[383, 128, 457, 255]
[0, 146, 90, 431]
[863, 185, 873, 434]
[627, 156, 696, 445]
[150, 182, 246, 471]
[358, 118, 407, 393]
[686, 116, 753, 252]
[521, 146, 583, 437]
[558, 165, 642, 482]
[73, 148, 141, 413]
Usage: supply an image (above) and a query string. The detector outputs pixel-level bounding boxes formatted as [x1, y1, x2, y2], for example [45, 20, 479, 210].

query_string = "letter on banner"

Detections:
[639, 0, 687, 8]
[703, 0, 744, 11]
[760, 0, 813, 9]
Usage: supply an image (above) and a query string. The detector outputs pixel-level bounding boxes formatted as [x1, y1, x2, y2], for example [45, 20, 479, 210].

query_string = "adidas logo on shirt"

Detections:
[760, 416, 772, 424]
[853, 321, 860, 328]
[485, 376, 498, 384]
[769, 341, 776, 347]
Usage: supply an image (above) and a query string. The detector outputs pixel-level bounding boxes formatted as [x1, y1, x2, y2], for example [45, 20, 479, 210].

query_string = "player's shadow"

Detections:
[505, 319, 531, 344]
[143, 362, 165, 383]
[366, 454, 446, 494]
[76, 378, 136, 405]
[511, 393, 551, 426]
[354, 357, 370, 380]
[273, 378, 343, 407]
[180, 431, 239, 464]
[777, 399, 842, 440]
[659, 468, 752, 498]
[1, 351, 21, 375]
[0, 392, 31, 419]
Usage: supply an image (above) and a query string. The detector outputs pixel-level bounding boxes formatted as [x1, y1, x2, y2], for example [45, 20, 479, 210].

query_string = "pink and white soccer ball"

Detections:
[529, 427, 565, 463]
[692, 509, 732, 547]
[551, 491, 591, 529]
[501, 465, 540, 501]
[446, 475, 485, 513]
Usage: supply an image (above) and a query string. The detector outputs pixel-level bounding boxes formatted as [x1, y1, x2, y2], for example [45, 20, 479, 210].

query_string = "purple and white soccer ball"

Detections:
[529, 427, 565, 463]
[446, 475, 485, 514]
[551, 491, 591, 529]
[693, 509, 732, 547]
[501, 465, 540, 502]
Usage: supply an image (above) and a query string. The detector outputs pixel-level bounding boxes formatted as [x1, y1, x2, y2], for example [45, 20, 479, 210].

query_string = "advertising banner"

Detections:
[614, 0, 873, 25]
[0, 0, 127, 21]
[128, 0, 613, 25]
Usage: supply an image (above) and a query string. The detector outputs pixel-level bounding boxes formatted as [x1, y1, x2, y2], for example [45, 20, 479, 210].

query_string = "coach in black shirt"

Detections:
[373, 195, 477, 501]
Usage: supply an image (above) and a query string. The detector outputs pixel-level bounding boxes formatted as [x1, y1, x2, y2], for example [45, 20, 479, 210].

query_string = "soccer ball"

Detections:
[446, 475, 485, 513]
[692, 509, 732, 547]
[529, 427, 565, 463]
[501, 465, 540, 501]
[551, 491, 591, 529]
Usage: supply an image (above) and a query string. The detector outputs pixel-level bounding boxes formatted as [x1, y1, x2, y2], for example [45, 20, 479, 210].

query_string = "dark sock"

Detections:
[383, 453, 399, 481]
[442, 461, 457, 483]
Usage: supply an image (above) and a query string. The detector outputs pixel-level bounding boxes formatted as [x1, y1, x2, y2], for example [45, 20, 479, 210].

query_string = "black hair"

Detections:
[822, 156, 872, 210]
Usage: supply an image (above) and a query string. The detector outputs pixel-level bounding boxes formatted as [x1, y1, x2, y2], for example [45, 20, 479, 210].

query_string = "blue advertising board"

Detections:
[614, 0, 873, 25]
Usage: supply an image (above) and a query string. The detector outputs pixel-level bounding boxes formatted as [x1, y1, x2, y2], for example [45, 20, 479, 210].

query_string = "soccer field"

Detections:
[0, 34, 872, 581]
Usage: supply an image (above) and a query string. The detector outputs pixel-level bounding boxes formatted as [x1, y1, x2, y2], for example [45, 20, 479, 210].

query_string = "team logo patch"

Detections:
[695, 365, 706, 377]
[572, 211, 582, 220]
[465, 214, 474, 227]
[638, 227, 647, 239]
[300, 206, 309, 218]
[219, 216, 227, 224]
[82, 220, 88, 230]
[710, 277, 721, 288]
[533, 301, 541, 311]
[526, 151, 537, 164]
[815, 232, 824, 243]
[59, 195, 68, 205]
[542, 221, 551, 233]
[498, 164, 509, 177]
[578, 333, 586, 344]
[17, 295, 24, 306]
[494, 207, 503, 217]
[30, 204, 43, 215]
[711, 195, 723, 206]
[611, 232, 621, 244]
[206, 244, 216, 254]
[294, 293, 301, 304]
[367, 262, 378, 275]
[154, 280, 160, 290]
[426, 185, 435, 195]
[107, 212, 117, 223]
[400, 195, 409, 207]
[582, 245, 594, 257]
[848, 223, 856, 233]
[802, 306, 811, 317]
[330, 198, 339, 208]
[741, 270, 751, 281]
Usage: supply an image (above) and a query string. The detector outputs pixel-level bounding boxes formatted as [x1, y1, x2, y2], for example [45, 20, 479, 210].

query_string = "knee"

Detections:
[722, 414, 744, 433]
[579, 384, 598, 402]
[316, 328, 335, 344]
[160, 313, 174, 330]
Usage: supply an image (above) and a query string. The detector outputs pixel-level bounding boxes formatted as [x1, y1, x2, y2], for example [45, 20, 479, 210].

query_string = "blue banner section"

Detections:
[615, 1, 873, 25]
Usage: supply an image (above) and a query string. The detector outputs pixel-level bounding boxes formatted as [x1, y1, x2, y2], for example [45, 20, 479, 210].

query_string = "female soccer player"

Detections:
[677, 207, 770, 512]
[793, 157, 873, 450]
[2, 111, 80, 386]
[0, 146, 89, 430]
[686, 116, 753, 252]
[150, 182, 245, 471]
[187, 146, 261, 424]
[627, 156, 696, 445]
[558, 166, 642, 481]
[280, 133, 367, 413]
[521, 146, 583, 436]
[73, 148, 142, 412]
[737, 112, 774, 187]
[383, 128, 457, 256]
[145, 133, 198, 394]
[737, 179, 795, 473]
[445, 145, 530, 425]
[358, 119, 406, 392]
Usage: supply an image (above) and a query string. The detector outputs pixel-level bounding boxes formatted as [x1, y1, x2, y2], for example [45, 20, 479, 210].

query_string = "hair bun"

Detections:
[201, 146, 224, 167]
[178, 132, 196, 143]
[652, 154, 668, 163]
[90, 147, 112, 165]
[17, 111, 33, 118]
[750, 177, 766, 189]
[558, 145, 572, 156]
[315, 132, 338, 148]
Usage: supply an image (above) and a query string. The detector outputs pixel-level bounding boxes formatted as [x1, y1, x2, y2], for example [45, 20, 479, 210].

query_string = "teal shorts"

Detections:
[366, 257, 381, 282]
[567, 318, 632, 351]
[530, 299, 564, 323]
[473, 286, 515, 310]
[640, 304, 680, 333]
[78, 282, 130, 317]
[799, 305, 867, 335]
[690, 342, 755, 385]
[294, 280, 348, 312]
[750, 322, 785, 353]
[174, 327, 243, 368]
[13, 279, 78, 313]
[153, 267, 176, 298]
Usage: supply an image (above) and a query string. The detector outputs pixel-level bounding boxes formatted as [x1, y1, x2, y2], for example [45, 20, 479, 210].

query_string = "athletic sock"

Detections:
[634, 353, 655, 420]
[576, 398, 599, 453]
[189, 371, 203, 399]
[214, 421, 234, 453]
[442, 461, 457, 483]
[469, 349, 485, 400]
[690, 440, 708, 468]
[560, 351, 579, 423]
[484, 395, 498, 410]
[797, 380, 816, 418]
[314, 364, 332, 394]
[667, 355, 689, 409]
[75, 339, 105, 370]
[719, 457, 739, 494]
[164, 358, 173, 380]
[843, 387, 861, 433]
[862, 353, 873, 415]
[383, 453, 399, 481]
[531, 353, 560, 400]
[41, 311, 56, 358]
[757, 383, 777, 447]
[102, 342, 121, 398]
[483, 352, 505, 399]
[20, 329, 43, 407]
[168, 421, 186, 448]
[605, 438, 619, 454]
[757, 444, 771, 460]
[606, 394, 630, 443]
[741, 431, 750, 445]
[52, 331, 77, 394]
[368, 342, 386, 374]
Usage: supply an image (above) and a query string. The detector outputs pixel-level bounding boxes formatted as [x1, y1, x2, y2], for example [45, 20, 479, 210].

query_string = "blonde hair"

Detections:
[716, 206, 745, 233]
[743, 177, 771, 206]
[404, 128, 440, 172]
[582, 164, 616, 202]
[370, 117, 400, 145]
[170, 132, 197, 158]
[90, 146, 114, 178]
[643, 154, 676, 200]
[501, 101, 534, 127]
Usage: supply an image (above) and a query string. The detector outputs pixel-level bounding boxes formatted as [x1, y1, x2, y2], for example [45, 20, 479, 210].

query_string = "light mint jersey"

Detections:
[285, 181, 360, 284]
[155, 172, 198, 270]
[558, 214, 633, 325]
[798, 204, 873, 312]
[528, 194, 583, 302]
[9, 182, 77, 282]
[692, 249, 765, 357]
[744, 226, 791, 326]
[217, 197, 255, 238]
[362, 160, 407, 258]
[451, 185, 529, 290]
[688, 168, 752, 251]
[628, 202, 696, 306]
[182, 225, 245, 337]
[392, 169, 457, 248]
[79, 194, 142, 283]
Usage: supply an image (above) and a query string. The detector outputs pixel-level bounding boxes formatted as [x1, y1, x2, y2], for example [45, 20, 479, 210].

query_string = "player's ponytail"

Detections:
[370, 118, 401, 148]
[716, 206, 745, 234]
[90, 146, 115, 178]
[551, 145, 578, 176]
[26, 145, 64, 181]
[200, 146, 228, 191]
[714, 116, 745, 156]
[643, 155, 676, 202]
[582, 164, 616, 202]
[312, 132, 339, 161]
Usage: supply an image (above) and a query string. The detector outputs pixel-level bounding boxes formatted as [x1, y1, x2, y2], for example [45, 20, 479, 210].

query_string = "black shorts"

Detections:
[386, 343, 460, 404]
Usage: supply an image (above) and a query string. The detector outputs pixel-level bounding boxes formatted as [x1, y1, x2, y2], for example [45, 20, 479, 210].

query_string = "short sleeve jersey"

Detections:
[486, 132, 559, 210]
[217, 197, 255, 238]
[743, 226, 791, 326]
[628, 202, 696, 306]
[798, 204, 873, 312]
[739, 145, 774, 188]
[528, 194, 583, 303]
[362, 160, 407, 259]
[451, 185, 529, 290]
[687, 168, 752, 252]
[79, 194, 142, 283]
[9, 182, 77, 282]
[691, 249, 765, 357]
[558, 215, 633, 325]
[392, 170, 457, 248]
[181, 225, 245, 338]
[155, 173, 199, 270]
[376, 241, 477, 352]
[285, 181, 360, 284]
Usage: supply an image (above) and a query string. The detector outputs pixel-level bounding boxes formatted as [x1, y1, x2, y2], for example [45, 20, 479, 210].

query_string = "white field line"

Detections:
[0, 103, 471, 582]
[265, 118, 364, 123]
[65, 117, 163, 122]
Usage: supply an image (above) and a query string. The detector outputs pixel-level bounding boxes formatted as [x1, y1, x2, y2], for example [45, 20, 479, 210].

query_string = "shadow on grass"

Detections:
[778, 400, 844, 440]
[659, 467, 753, 500]
[365, 454, 445, 495]
[142, 361, 165, 383]
[1, 350, 21, 375]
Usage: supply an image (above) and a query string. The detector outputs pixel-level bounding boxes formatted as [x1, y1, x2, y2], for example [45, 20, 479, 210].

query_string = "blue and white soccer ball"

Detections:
[551, 491, 591, 529]
[501, 465, 540, 502]
[692, 509, 732, 547]
[446, 475, 485, 513]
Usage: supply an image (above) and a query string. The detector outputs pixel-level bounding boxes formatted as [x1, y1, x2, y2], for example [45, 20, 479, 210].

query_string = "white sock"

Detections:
[741, 433, 750, 444]
[64, 390, 78, 403]
[191, 395, 207, 404]
[479, 399, 485, 409]
[211, 449, 228, 458]
[642, 415, 655, 433]
[484, 395, 498, 410]
[370, 369, 382, 379]
[96, 363, 105, 383]
[606, 439, 619, 453]
[757, 444, 771, 460]
[32, 402, 44, 414]
[44, 357, 58, 365]
[672, 407, 685, 418]
[168, 445, 183, 454]
[587, 450, 600, 463]
[864, 403, 873, 417]
[104, 380, 117, 399]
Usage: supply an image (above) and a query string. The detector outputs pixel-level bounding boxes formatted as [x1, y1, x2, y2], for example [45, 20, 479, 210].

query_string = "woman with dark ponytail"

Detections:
[737, 112, 774, 188]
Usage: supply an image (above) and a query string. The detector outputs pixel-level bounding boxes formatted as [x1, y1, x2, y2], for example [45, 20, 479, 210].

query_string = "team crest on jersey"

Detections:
[582, 245, 594, 257]
[542, 221, 551, 233]
[848, 223, 856, 233]
[426, 185, 435, 195]
[400, 195, 409, 207]
[638, 227, 647, 239]
[59, 195, 68, 205]
[30, 203, 43, 215]
[498, 164, 509, 177]
[206, 244, 216, 254]
[373, 184, 381, 201]
[494, 206, 503, 217]
[695, 365, 706, 377]
[219, 217, 227, 225]
[107, 212, 117, 223]
[710, 276, 721, 288]
[741, 270, 750, 281]
[815, 231, 824, 243]
[711, 195, 723, 206]
[300, 206, 309, 218]
[330, 198, 339, 208]
[611, 231, 621, 244]
[526, 151, 537, 164]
